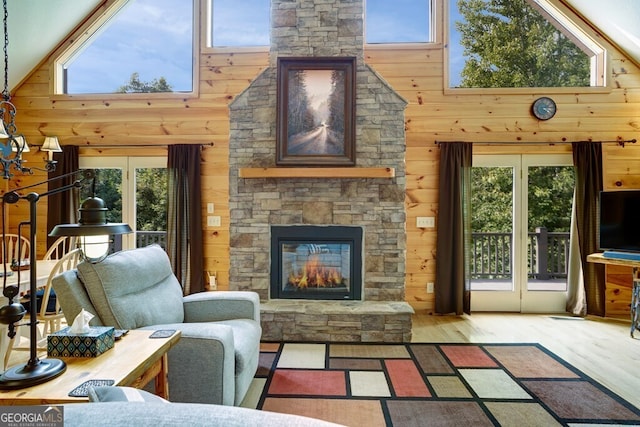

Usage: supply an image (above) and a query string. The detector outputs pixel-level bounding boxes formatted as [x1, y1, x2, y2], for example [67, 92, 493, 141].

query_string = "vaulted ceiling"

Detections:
[4, 0, 640, 92]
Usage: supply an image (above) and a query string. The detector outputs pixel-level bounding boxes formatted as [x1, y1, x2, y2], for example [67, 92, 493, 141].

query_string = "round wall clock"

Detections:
[532, 97, 557, 120]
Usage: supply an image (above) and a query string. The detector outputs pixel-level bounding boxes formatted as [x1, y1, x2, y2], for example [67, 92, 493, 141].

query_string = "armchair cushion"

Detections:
[183, 291, 260, 322]
[77, 245, 184, 330]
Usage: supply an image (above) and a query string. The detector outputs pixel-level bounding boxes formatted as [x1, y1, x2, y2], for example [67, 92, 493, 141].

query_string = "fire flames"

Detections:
[287, 255, 344, 289]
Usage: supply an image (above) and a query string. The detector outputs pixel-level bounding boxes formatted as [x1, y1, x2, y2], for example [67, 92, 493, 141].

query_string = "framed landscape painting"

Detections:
[276, 57, 356, 166]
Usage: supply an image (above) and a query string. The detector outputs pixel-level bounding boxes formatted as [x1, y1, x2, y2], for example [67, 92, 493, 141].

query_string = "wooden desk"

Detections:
[0, 329, 181, 405]
[587, 253, 640, 338]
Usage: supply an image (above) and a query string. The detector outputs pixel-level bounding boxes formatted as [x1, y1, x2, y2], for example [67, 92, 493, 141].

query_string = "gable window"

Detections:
[209, 0, 270, 47]
[365, 0, 433, 44]
[56, 0, 195, 95]
[448, 0, 605, 88]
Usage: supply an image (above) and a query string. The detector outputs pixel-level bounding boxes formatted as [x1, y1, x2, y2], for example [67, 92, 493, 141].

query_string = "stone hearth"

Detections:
[261, 301, 413, 342]
[228, 0, 412, 342]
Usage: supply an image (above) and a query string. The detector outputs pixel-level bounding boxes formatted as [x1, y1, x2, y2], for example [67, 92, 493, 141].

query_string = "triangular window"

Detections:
[448, 0, 605, 88]
[55, 0, 195, 95]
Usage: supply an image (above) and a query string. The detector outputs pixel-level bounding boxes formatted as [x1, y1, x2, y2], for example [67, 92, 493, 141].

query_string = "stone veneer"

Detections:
[228, 0, 412, 342]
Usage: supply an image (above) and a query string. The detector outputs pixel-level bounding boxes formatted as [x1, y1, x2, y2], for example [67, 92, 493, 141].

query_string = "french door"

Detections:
[79, 157, 166, 251]
[470, 154, 574, 313]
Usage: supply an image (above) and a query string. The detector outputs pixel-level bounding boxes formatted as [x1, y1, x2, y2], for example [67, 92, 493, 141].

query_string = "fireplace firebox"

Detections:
[270, 226, 363, 300]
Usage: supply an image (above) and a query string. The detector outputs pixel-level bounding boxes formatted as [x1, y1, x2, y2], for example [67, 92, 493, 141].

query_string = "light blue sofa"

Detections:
[52, 244, 262, 406]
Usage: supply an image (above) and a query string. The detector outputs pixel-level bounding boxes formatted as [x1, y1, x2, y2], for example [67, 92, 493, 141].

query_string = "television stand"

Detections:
[587, 253, 640, 338]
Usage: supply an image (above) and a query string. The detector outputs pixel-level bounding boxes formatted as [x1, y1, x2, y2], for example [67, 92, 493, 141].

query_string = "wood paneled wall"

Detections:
[6, 1, 640, 316]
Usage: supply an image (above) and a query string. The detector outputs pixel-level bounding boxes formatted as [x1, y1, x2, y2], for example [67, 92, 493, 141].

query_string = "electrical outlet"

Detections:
[207, 203, 215, 213]
[417, 217, 435, 228]
[427, 282, 434, 293]
[207, 216, 221, 227]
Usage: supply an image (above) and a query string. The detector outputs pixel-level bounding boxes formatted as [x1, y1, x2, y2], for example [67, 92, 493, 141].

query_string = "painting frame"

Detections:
[276, 57, 356, 166]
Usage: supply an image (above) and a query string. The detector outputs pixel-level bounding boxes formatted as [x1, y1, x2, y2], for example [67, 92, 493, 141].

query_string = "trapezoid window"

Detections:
[448, 0, 605, 88]
[57, 0, 195, 95]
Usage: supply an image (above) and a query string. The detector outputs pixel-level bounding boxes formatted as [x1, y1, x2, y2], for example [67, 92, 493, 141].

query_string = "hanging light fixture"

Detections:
[0, 0, 57, 179]
[0, 0, 28, 179]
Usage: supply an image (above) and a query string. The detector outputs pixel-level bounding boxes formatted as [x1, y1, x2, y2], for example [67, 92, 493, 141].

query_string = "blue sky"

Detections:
[67, 0, 462, 93]
[67, 0, 194, 93]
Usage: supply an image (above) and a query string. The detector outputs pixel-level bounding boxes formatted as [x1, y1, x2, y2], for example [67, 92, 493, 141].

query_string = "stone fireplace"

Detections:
[228, 0, 413, 342]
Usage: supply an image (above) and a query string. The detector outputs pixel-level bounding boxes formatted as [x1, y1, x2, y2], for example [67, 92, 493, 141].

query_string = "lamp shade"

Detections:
[49, 196, 132, 262]
[49, 196, 132, 236]
[0, 120, 8, 138]
[11, 135, 29, 153]
[41, 136, 62, 152]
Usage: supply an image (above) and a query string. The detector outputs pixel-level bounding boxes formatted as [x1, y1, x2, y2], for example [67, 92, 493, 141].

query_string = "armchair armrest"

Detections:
[183, 291, 260, 323]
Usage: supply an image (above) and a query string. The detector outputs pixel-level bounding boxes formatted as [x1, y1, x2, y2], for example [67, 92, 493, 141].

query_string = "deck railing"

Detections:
[107, 231, 167, 254]
[470, 227, 570, 280]
[128, 230, 567, 281]
[136, 231, 167, 249]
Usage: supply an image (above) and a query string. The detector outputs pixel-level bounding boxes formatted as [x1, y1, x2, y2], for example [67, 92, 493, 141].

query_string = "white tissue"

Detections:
[69, 308, 94, 334]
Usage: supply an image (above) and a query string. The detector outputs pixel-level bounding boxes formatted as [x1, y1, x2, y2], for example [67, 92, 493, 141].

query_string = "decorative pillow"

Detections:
[77, 244, 184, 330]
[88, 386, 169, 403]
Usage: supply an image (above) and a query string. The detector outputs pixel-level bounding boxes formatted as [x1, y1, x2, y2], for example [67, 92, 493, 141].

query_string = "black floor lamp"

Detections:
[0, 169, 131, 389]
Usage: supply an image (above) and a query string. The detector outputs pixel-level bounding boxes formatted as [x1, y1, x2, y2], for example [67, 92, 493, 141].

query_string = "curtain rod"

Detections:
[75, 142, 215, 149]
[435, 139, 637, 147]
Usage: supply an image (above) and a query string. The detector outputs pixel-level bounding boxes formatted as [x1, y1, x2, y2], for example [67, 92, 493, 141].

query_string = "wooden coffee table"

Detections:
[0, 329, 181, 405]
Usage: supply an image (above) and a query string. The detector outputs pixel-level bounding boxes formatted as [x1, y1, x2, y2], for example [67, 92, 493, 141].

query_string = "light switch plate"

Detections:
[417, 217, 435, 228]
[207, 203, 215, 213]
[207, 216, 221, 227]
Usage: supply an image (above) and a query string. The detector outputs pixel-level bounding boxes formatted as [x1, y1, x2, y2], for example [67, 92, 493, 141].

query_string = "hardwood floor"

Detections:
[412, 313, 640, 409]
[6, 313, 640, 411]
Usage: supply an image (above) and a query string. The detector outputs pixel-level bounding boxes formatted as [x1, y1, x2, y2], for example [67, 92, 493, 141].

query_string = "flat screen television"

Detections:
[599, 190, 640, 253]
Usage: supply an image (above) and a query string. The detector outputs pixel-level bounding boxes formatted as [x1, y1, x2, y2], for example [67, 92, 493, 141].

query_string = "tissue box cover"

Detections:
[47, 326, 115, 357]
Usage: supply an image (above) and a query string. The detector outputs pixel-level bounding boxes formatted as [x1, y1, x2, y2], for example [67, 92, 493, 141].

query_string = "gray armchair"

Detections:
[52, 244, 262, 406]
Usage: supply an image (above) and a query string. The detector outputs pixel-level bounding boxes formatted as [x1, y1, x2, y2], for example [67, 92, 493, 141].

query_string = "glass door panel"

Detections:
[521, 155, 573, 312]
[134, 166, 167, 249]
[471, 153, 573, 313]
[470, 155, 522, 311]
[80, 157, 166, 251]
